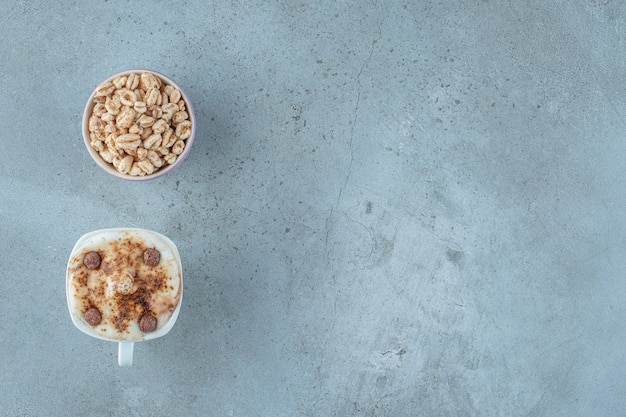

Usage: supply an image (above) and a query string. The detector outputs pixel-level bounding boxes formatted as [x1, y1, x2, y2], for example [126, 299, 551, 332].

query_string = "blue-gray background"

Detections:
[1, 1, 624, 416]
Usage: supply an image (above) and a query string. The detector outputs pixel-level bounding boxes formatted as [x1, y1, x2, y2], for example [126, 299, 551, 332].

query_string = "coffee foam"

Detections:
[67, 229, 182, 342]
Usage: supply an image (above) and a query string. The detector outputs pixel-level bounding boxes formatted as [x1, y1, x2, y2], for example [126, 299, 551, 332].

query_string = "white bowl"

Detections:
[82, 69, 196, 180]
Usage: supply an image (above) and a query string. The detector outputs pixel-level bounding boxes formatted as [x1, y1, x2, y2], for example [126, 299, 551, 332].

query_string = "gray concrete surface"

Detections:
[1, 0, 625, 416]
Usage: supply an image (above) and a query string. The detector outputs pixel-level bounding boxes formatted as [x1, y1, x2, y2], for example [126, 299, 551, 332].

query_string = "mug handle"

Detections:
[118, 341, 134, 366]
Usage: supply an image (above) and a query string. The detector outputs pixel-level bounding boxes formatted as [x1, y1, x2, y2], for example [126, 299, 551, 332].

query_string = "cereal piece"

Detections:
[137, 114, 156, 128]
[83, 251, 101, 269]
[129, 124, 142, 135]
[134, 88, 145, 102]
[89, 129, 104, 139]
[115, 133, 141, 150]
[104, 122, 117, 134]
[172, 110, 188, 125]
[91, 140, 105, 152]
[112, 156, 122, 171]
[156, 146, 170, 156]
[125, 73, 140, 90]
[143, 133, 162, 149]
[147, 150, 163, 168]
[112, 75, 127, 89]
[175, 120, 192, 140]
[117, 155, 134, 174]
[139, 314, 157, 332]
[108, 270, 136, 296]
[140, 72, 160, 90]
[137, 159, 155, 174]
[95, 82, 114, 97]
[105, 134, 118, 154]
[150, 106, 163, 119]
[171, 140, 185, 155]
[118, 89, 137, 106]
[134, 101, 147, 114]
[164, 153, 177, 165]
[100, 149, 115, 163]
[101, 112, 115, 123]
[152, 119, 168, 134]
[88, 115, 105, 134]
[143, 248, 161, 266]
[145, 88, 160, 107]
[140, 127, 153, 140]
[104, 95, 121, 115]
[90, 131, 105, 143]
[161, 128, 175, 148]
[109, 146, 121, 158]
[84, 307, 102, 326]
[116, 106, 136, 129]
[177, 99, 186, 111]
[161, 103, 178, 122]
[129, 162, 143, 176]
[136, 147, 148, 161]
[169, 88, 181, 104]
[93, 103, 107, 117]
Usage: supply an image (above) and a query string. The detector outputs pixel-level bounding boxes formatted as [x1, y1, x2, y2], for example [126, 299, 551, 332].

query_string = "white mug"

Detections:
[66, 228, 183, 366]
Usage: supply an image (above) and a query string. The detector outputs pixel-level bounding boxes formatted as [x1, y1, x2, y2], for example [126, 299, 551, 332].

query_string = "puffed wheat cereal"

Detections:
[161, 103, 178, 122]
[140, 73, 160, 90]
[172, 111, 188, 125]
[115, 133, 142, 150]
[140, 127, 153, 141]
[162, 128, 175, 148]
[169, 88, 181, 104]
[100, 149, 115, 163]
[105, 96, 121, 115]
[101, 112, 115, 123]
[143, 133, 162, 150]
[118, 155, 134, 174]
[147, 150, 163, 168]
[138, 159, 155, 175]
[116, 107, 136, 129]
[172, 140, 185, 155]
[95, 82, 114, 97]
[134, 101, 147, 113]
[175, 120, 192, 140]
[119, 89, 137, 106]
[163, 153, 177, 165]
[88, 72, 192, 176]
[138, 114, 155, 128]
[125, 73, 139, 90]
[136, 147, 148, 161]
[129, 162, 143, 176]
[145, 88, 160, 107]
[152, 119, 168, 135]
[92, 140, 105, 152]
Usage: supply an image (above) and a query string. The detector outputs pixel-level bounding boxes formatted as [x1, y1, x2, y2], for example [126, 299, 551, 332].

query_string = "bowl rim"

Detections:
[82, 69, 196, 181]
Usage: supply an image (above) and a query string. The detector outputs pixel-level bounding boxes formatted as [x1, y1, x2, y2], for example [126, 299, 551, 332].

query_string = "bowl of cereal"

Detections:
[82, 69, 195, 180]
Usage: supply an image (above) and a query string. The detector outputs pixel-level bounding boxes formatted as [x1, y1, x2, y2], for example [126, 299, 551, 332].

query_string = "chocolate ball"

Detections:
[83, 251, 101, 269]
[139, 314, 157, 332]
[84, 307, 102, 326]
[143, 248, 161, 266]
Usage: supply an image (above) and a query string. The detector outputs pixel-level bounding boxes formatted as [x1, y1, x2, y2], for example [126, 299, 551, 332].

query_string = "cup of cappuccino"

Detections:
[66, 228, 183, 366]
